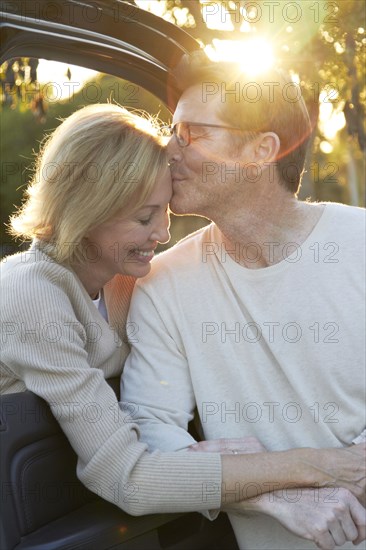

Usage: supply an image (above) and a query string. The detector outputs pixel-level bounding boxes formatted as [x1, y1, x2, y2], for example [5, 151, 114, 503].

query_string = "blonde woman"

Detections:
[1, 104, 364, 531]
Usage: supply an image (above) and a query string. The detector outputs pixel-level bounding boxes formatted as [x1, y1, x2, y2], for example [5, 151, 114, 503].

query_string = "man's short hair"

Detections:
[172, 51, 313, 194]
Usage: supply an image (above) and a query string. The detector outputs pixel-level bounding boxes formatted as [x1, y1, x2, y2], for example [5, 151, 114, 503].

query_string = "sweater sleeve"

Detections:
[1, 260, 222, 515]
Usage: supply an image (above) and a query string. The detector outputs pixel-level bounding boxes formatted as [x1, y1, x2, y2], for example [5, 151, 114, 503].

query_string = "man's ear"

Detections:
[254, 132, 280, 165]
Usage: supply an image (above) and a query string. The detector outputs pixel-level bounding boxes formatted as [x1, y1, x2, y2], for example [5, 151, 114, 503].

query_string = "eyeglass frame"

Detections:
[162, 121, 245, 148]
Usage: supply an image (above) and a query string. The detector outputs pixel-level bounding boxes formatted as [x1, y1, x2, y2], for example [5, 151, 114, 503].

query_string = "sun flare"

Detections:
[206, 38, 275, 75]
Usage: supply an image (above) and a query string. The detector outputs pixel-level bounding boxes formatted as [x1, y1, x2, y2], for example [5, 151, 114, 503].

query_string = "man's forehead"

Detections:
[173, 84, 222, 123]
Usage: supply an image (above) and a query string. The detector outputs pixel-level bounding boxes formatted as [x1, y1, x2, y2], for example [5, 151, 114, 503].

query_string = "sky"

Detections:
[36, 60, 98, 101]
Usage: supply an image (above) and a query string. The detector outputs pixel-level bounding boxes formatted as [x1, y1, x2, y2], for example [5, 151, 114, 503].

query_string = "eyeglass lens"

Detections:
[174, 122, 189, 147]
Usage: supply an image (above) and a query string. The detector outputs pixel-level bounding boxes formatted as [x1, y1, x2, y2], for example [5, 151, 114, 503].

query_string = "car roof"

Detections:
[0, 0, 200, 110]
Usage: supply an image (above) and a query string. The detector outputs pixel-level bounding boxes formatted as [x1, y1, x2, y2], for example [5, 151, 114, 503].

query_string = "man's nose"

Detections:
[167, 135, 182, 165]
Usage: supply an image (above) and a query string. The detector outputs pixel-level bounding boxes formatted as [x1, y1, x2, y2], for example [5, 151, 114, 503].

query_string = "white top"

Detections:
[122, 202, 366, 549]
[92, 290, 109, 322]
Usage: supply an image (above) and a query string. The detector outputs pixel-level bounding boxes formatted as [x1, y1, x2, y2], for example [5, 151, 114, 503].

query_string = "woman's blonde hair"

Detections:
[10, 103, 168, 263]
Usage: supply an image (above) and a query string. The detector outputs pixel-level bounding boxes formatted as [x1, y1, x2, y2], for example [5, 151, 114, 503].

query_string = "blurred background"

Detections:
[1, 0, 365, 256]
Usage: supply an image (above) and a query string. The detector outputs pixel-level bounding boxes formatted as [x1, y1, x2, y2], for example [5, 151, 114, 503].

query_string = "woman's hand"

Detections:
[227, 487, 366, 550]
[187, 437, 266, 454]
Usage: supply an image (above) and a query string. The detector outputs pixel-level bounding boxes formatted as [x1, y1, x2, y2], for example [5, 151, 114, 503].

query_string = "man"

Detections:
[121, 53, 366, 549]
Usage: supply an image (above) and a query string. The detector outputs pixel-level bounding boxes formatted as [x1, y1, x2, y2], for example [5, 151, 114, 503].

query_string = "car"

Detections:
[0, 1, 238, 548]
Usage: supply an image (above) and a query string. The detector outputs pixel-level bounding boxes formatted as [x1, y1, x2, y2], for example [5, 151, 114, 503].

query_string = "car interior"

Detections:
[0, 378, 238, 549]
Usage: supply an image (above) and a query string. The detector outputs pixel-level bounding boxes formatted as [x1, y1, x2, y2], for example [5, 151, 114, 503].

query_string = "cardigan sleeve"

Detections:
[1, 257, 222, 515]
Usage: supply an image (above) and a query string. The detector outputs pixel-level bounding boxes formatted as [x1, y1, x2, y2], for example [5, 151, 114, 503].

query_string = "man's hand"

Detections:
[311, 444, 366, 504]
[227, 487, 366, 550]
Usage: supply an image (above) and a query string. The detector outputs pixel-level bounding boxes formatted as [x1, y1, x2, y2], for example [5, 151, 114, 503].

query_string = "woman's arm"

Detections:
[191, 438, 366, 503]
[222, 444, 366, 502]
[1, 260, 222, 515]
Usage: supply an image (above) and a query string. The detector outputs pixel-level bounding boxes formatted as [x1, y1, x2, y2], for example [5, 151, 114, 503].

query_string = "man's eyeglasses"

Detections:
[162, 121, 243, 148]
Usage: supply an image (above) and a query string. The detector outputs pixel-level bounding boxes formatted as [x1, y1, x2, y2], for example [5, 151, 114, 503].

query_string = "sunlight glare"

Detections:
[320, 141, 333, 154]
[135, 0, 167, 18]
[318, 89, 346, 140]
[37, 60, 98, 100]
[206, 38, 274, 75]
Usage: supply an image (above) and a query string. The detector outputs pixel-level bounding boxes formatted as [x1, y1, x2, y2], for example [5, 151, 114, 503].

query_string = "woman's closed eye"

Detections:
[139, 217, 152, 226]
[139, 206, 169, 226]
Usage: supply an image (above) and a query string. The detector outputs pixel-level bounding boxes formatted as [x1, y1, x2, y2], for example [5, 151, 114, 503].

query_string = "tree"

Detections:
[1, 1, 365, 254]
[135, 0, 366, 204]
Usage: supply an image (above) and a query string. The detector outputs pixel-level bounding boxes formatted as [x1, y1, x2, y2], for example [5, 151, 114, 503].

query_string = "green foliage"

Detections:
[0, 73, 171, 249]
[2, 1, 365, 252]
[145, 0, 366, 204]
[1, 104, 54, 249]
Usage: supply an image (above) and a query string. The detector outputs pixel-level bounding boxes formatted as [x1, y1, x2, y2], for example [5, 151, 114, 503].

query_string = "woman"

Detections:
[1, 104, 364, 536]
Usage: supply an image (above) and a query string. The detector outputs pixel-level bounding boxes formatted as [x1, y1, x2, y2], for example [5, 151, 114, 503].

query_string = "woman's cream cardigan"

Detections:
[0, 243, 222, 515]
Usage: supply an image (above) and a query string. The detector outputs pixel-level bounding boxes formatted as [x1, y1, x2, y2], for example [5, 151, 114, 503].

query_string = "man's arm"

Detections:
[121, 283, 366, 501]
[191, 437, 366, 503]
[121, 285, 198, 452]
[224, 488, 366, 550]
[191, 438, 366, 547]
